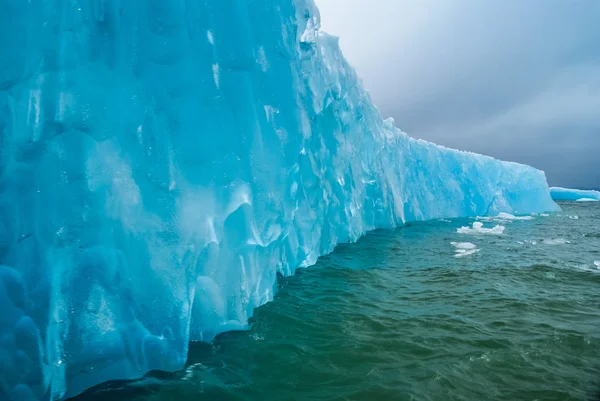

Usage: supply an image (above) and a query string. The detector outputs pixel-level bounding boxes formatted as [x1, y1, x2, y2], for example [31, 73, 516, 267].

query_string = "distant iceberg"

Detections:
[550, 187, 600, 201]
[0, 0, 559, 400]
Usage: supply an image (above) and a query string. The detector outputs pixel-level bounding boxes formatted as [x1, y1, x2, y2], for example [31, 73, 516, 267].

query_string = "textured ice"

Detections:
[457, 222, 506, 235]
[550, 187, 600, 201]
[0, 0, 558, 399]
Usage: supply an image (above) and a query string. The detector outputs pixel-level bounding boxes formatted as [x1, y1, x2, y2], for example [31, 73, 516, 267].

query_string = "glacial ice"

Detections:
[0, 0, 559, 399]
[550, 187, 600, 201]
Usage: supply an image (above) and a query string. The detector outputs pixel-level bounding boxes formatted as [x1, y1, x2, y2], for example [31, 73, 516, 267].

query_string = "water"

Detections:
[76, 202, 600, 401]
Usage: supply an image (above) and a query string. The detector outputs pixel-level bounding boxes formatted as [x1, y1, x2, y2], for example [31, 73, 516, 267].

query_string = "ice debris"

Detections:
[451, 242, 480, 258]
[457, 222, 506, 235]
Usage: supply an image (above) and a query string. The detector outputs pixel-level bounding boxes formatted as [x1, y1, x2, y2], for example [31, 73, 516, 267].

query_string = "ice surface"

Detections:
[550, 187, 600, 201]
[0, 0, 558, 399]
[595, 261, 600, 269]
[457, 222, 506, 235]
[576, 198, 599, 202]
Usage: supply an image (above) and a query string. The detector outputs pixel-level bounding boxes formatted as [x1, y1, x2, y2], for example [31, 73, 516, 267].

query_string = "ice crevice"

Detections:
[0, 0, 559, 400]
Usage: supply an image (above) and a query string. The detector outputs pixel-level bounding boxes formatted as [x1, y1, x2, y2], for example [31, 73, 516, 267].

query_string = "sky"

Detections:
[316, 0, 600, 189]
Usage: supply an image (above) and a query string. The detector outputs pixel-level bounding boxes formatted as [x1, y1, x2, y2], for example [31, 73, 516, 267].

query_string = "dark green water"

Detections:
[77, 202, 600, 401]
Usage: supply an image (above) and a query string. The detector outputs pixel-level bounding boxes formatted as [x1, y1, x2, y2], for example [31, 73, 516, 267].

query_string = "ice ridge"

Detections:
[550, 187, 600, 201]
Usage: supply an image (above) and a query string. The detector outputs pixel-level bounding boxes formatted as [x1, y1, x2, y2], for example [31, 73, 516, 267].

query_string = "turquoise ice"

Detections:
[0, 0, 558, 400]
[550, 187, 600, 201]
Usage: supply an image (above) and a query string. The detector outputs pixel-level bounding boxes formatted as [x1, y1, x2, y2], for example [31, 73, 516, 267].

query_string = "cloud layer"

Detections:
[317, 0, 600, 189]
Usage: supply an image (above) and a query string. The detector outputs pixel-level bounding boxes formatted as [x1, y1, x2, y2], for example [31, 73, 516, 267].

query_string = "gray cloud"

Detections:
[317, 0, 600, 189]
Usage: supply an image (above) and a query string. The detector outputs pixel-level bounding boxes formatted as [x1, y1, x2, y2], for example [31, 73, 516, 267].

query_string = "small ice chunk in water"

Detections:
[451, 242, 477, 250]
[451, 242, 479, 257]
[496, 212, 534, 221]
[455, 249, 481, 258]
[457, 222, 505, 235]
[594, 261, 600, 269]
[543, 238, 571, 245]
[568, 215, 579, 220]
[577, 198, 598, 202]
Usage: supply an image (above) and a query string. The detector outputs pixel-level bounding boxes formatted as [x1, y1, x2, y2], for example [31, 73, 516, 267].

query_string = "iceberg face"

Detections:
[550, 187, 600, 201]
[0, 0, 558, 399]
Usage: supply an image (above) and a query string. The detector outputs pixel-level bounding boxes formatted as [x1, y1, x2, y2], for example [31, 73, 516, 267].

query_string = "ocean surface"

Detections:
[75, 201, 600, 401]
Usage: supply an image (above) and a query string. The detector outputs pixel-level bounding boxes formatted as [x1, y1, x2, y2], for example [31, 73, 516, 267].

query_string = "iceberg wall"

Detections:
[550, 187, 600, 201]
[0, 0, 558, 399]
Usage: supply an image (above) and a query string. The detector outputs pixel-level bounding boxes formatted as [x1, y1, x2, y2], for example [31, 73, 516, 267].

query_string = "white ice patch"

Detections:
[455, 249, 481, 258]
[496, 212, 534, 221]
[451, 242, 479, 258]
[451, 242, 477, 250]
[543, 238, 571, 245]
[257, 46, 269, 72]
[568, 215, 579, 220]
[207, 30, 214, 45]
[212, 63, 220, 88]
[479, 212, 534, 222]
[577, 198, 598, 202]
[457, 222, 505, 236]
[595, 261, 600, 269]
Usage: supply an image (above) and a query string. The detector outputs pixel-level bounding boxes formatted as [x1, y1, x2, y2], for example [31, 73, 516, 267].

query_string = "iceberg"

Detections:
[550, 187, 600, 201]
[0, 0, 558, 399]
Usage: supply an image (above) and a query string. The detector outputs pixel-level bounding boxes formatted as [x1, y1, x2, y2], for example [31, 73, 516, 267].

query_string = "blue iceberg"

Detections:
[0, 0, 558, 399]
[550, 187, 600, 201]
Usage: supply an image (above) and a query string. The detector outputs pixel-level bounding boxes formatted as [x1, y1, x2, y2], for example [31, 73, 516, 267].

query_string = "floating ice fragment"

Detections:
[455, 249, 481, 258]
[451, 242, 480, 257]
[568, 215, 579, 220]
[457, 222, 505, 235]
[543, 238, 571, 245]
[576, 198, 598, 202]
[496, 212, 534, 221]
[451, 242, 477, 250]
[595, 261, 600, 269]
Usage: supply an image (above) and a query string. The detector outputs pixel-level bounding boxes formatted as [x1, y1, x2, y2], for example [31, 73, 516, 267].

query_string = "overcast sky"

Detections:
[316, 0, 600, 189]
